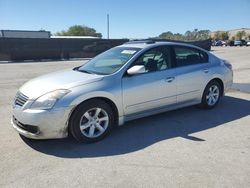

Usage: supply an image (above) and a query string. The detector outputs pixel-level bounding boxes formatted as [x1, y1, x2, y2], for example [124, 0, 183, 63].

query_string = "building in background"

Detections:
[0, 30, 51, 38]
[210, 28, 250, 40]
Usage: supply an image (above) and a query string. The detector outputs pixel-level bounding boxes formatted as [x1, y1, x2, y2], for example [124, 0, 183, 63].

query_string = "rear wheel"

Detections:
[200, 80, 222, 109]
[69, 99, 114, 143]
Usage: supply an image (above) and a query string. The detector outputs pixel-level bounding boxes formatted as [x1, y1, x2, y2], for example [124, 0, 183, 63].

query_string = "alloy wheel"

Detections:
[206, 85, 220, 106]
[79, 108, 109, 138]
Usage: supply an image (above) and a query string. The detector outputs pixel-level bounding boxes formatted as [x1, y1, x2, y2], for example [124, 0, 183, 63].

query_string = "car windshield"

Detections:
[78, 47, 140, 75]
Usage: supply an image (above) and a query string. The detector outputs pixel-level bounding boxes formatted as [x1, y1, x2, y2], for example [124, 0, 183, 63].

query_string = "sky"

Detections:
[0, 0, 249, 39]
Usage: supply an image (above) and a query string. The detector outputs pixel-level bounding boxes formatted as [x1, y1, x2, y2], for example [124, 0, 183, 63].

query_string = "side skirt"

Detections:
[118, 100, 200, 125]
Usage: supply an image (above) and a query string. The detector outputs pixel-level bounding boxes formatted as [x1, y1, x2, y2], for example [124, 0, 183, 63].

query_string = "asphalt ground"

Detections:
[0, 46, 249, 188]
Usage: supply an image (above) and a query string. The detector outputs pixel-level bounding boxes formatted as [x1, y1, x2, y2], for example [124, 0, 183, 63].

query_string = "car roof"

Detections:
[119, 41, 206, 51]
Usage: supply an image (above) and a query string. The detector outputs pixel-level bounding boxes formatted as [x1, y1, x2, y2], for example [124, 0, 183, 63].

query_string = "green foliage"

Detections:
[213, 32, 229, 40]
[55, 25, 102, 38]
[213, 31, 221, 40]
[220, 32, 229, 40]
[235, 31, 246, 40]
[159, 31, 175, 40]
[159, 29, 210, 41]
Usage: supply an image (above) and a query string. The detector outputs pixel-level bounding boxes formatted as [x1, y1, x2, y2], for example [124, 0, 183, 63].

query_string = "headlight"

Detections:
[30, 89, 71, 110]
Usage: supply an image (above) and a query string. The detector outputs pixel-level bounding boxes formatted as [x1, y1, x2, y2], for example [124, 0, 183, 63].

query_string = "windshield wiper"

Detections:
[73, 66, 91, 74]
[75, 68, 94, 74]
[80, 70, 93, 74]
[73, 66, 80, 71]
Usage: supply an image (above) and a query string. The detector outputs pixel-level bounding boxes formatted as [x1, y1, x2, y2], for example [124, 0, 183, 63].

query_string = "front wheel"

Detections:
[69, 99, 114, 143]
[200, 81, 222, 109]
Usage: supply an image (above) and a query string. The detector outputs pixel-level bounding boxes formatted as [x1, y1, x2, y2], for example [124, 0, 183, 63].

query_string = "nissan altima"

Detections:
[12, 41, 233, 143]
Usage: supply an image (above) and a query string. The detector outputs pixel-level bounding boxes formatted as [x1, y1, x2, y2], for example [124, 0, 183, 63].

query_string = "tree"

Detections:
[185, 30, 193, 40]
[220, 32, 229, 40]
[197, 30, 210, 40]
[192, 28, 199, 40]
[235, 31, 246, 40]
[183, 29, 210, 41]
[213, 31, 221, 40]
[173, 33, 184, 40]
[159, 31, 174, 40]
[159, 29, 210, 41]
[55, 25, 102, 38]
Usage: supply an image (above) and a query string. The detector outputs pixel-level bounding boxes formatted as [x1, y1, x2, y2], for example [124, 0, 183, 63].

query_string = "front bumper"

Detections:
[12, 105, 74, 139]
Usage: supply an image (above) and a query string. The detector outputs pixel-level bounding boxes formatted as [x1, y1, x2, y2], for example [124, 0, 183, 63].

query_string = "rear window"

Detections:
[174, 46, 208, 67]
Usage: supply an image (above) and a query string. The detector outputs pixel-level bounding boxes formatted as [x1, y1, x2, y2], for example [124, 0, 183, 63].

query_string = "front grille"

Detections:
[12, 116, 39, 134]
[14, 92, 29, 107]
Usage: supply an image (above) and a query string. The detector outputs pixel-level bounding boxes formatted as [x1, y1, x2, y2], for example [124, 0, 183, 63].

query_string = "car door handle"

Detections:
[165, 77, 175, 83]
[203, 69, 209, 73]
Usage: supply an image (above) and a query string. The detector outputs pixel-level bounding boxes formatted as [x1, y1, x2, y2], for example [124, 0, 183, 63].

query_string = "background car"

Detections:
[225, 40, 234, 46]
[234, 40, 246, 46]
[214, 40, 223, 46]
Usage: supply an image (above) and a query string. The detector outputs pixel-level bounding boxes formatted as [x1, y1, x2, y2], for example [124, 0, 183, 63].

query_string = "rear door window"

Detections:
[174, 46, 208, 67]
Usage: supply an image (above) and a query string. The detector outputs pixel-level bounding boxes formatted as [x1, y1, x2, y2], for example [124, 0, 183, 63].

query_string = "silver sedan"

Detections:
[12, 41, 233, 143]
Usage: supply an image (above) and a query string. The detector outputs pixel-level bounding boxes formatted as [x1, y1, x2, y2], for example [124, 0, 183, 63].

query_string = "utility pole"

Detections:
[107, 14, 109, 39]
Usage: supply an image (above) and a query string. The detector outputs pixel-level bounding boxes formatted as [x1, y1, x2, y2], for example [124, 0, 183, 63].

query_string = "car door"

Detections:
[122, 46, 177, 116]
[173, 45, 211, 104]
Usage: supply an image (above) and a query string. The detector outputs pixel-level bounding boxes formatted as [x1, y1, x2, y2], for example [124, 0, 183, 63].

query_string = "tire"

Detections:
[69, 99, 114, 143]
[200, 80, 222, 109]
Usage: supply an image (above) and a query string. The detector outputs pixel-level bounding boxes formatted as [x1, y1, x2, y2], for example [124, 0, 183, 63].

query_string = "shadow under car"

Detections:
[21, 95, 250, 158]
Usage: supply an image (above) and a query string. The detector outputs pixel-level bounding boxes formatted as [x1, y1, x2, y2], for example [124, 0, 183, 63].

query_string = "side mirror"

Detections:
[127, 65, 146, 75]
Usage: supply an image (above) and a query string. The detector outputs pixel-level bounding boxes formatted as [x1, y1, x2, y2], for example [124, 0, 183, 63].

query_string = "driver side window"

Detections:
[133, 46, 172, 73]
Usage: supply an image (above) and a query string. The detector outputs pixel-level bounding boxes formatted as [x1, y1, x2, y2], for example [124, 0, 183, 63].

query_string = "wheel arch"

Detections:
[69, 96, 120, 127]
[208, 78, 224, 96]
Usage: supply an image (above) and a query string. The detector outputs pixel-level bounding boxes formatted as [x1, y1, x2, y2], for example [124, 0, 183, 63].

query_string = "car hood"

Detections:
[20, 69, 104, 99]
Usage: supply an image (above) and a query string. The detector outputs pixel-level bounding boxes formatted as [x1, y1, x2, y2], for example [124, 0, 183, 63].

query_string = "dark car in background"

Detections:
[225, 40, 234, 46]
[234, 40, 246, 46]
[214, 40, 224, 46]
